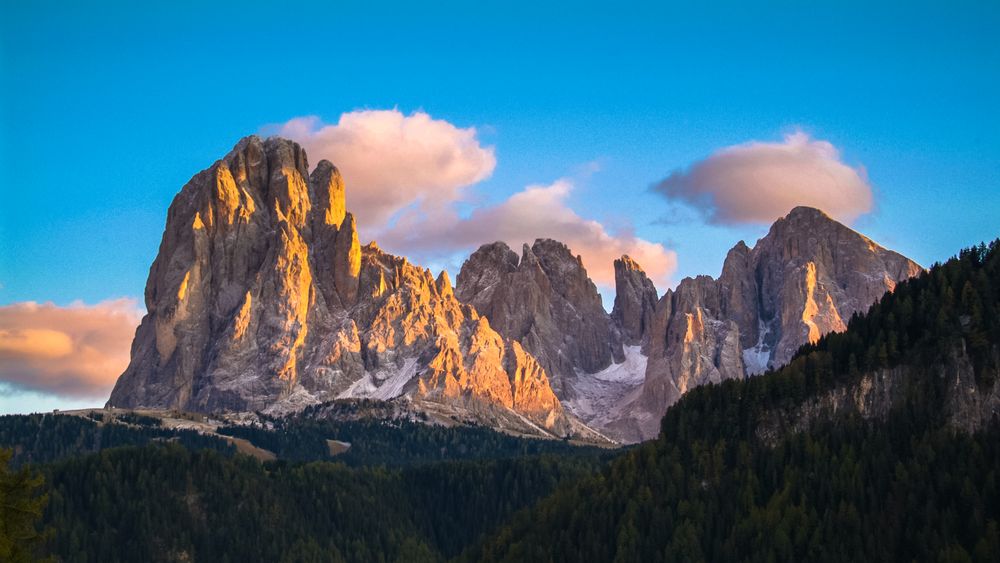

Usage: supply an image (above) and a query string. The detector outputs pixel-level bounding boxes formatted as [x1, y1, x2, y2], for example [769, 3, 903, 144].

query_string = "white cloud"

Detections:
[653, 131, 874, 224]
[273, 109, 496, 226]
[380, 179, 677, 288]
[0, 299, 142, 399]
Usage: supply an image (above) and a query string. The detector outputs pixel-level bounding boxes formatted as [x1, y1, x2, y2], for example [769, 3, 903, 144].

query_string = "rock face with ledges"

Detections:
[455, 239, 624, 395]
[621, 206, 924, 441]
[611, 255, 659, 345]
[107, 136, 589, 439]
[745, 207, 923, 369]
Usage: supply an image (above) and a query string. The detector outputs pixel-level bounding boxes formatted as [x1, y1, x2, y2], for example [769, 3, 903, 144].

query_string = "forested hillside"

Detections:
[41, 444, 600, 562]
[216, 416, 608, 466]
[0, 413, 234, 467]
[467, 241, 1000, 562]
[5, 240, 999, 562]
[0, 412, 609, 561]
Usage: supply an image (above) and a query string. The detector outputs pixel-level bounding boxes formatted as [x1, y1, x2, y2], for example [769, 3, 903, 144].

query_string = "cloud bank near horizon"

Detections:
[274, 109, 678, 289]
[653, 132, 874, 225]
[0, 299, 142, 401]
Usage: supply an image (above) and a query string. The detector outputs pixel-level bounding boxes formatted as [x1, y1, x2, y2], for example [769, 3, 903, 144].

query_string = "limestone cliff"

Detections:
[107, 136, 590, 439]
[754, 344, 1000, 447]
[619, 206, 924, 441]
[455, 239, 624, 395]
[611, 255, 659, 345]
[456, 208, 921, 442]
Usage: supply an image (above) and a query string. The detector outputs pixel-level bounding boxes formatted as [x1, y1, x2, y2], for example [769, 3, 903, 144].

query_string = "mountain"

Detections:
[106, 136, 597, 440]
[611, 255, 659, 345]
[106, 135, 921, 444]
[455, 239, 625, 394]
[465, 240, 1000, 563]
[458, 207, 922, 442]
[455, 241, 648, 440]
[20, 240, 999, 563]
[621, 206, 924, 440]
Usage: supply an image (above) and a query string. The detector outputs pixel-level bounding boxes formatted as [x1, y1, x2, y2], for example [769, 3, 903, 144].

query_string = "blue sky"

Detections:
[1, 0, 999, 412]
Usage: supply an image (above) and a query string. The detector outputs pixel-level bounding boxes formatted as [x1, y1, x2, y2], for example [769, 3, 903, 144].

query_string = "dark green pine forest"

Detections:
[2, 240, 999, 562]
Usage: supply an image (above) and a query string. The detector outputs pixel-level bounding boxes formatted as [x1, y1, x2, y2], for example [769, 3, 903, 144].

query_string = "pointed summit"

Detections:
[612, 255, 658, 345]
[309, 160, 346, 229]
[785, 205, 832, 221]
[627, 206, 923, 441]
[435, 270, 454, 298]
[456, 238, 624, 396]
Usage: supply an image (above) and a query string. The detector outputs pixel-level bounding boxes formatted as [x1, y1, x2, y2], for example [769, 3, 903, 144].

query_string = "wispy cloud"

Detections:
[653, 131, 874, 225]
[0, 299, 142, 399]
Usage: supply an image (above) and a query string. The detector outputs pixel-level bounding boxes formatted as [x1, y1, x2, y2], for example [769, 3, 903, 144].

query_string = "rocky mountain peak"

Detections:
[618, 206, 924, 441]
[785, 205, 831, 221]
[456, 239, 624, 395]
[611, 255, 659, 345]
[309, 159, 346, 229]
[743, 207, 924, 367]
[530, 239, 606, 312]
[435, 270, 454, 299]
[108, 136, 596, 441]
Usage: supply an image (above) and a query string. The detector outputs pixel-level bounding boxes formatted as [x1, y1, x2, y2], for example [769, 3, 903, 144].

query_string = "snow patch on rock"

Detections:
[562, 346, 647, 439]
[743, 321, 772, 375]
[338, 357, 420, 400]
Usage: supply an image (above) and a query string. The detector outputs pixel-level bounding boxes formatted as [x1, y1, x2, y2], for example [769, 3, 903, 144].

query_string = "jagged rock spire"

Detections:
[611, 255, 658, 345]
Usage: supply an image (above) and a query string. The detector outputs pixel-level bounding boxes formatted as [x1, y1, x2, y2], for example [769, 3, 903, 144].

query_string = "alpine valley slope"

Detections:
[456, 208, 922, 442]
[107, 136, 600, 441]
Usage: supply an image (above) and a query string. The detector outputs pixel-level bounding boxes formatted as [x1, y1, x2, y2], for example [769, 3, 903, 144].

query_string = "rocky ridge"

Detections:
[108, 135, 923, 445]
[617, 206, 924, 441]
[458, 208, 922, 443]
[107, 136, 599, 441]
[455, 240, 625, 395]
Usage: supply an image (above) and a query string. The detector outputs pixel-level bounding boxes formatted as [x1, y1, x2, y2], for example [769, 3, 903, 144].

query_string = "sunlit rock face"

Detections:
[107, 136, 587, 439]
[621, 206, 924, 441]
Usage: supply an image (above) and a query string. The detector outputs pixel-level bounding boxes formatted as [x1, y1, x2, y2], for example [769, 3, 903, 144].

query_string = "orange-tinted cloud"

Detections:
[380, 179, 678, 288]
[653, 132, 874, 225]
[0, 299, 142, 399]
[273, 110, 496, 226]
[273, 110, 674, 290]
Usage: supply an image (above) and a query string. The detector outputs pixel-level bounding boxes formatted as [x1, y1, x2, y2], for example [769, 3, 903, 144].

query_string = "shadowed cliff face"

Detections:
[455, 244, 662, 442]
[612, 255, 659, 346]
[455, 239, 625, 395]
[107, 136, 592, 440]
